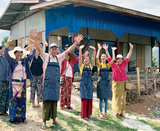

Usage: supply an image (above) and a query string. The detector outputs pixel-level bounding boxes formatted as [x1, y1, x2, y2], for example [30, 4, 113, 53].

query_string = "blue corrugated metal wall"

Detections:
[46, 4, 160, 41]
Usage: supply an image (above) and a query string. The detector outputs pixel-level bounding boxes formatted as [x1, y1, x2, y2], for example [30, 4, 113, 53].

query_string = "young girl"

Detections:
[96, 43, 116, 119]
[79, 45, 96, 120]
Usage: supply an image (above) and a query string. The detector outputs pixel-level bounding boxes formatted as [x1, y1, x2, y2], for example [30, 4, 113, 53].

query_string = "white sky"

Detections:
[1, 0, 160, 44]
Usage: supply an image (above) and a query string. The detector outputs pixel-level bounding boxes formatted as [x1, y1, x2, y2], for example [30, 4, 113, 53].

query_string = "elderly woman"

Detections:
[0, 46, 9, 116]
[79, 45, 96, 120]
[60, 50, 89, 110]
[106, 43, 133, 118]
[4, 36, 36, 123]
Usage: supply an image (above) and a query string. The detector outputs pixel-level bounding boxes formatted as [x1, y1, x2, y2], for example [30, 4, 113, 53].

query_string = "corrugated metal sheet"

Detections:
[46, 5, 160, 41]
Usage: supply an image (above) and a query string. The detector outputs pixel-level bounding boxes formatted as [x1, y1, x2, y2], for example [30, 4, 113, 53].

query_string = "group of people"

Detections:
[0, 29, 133, 130]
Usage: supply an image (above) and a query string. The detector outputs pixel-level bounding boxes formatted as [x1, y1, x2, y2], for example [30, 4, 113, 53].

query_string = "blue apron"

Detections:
[43, 56, 60, 101]
[97, 65, 112, 99]
[80, 65, 93, 99]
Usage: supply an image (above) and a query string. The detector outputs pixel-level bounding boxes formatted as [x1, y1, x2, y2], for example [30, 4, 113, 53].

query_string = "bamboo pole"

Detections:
[145, 67, 148, 94]
[137, 67, 140, 96]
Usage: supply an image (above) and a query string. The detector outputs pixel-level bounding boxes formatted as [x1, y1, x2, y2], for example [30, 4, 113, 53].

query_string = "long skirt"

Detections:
[42, 100, 57, 120]
[112, 80, 126, 114]
[9, 79, 26, 122]
[60, 76, 72, 107]
[30, 75, 43, 103]
[81, 99, 92, 118]
[0, 80, 9, 114]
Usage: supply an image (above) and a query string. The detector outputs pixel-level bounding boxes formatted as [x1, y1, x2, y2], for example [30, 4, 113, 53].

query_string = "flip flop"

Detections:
[99, 114, 103, 119]
[36, 104, 41, 108]
[67, 106, 73, 110]
[53, 122, 60, 127]
[61, 107, 67, 110]
[120, 114, 125, 118]
[40, 123, 47, 130]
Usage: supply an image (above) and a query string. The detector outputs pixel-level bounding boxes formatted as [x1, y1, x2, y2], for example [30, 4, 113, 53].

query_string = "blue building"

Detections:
[0, 0, 160, 72]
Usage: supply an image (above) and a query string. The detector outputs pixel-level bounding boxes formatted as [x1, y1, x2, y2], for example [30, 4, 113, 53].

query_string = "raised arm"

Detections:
[68, 33, 73, 46]
[102, 44, 111, 58]
[79, 45, 85, 67]
[126, 43, 133, 59]
[64, 34, 83, 57]
[82, 35, 90, 53]
[96, 43, 102, 65]
[89, 45, 96, 67]
[30, 29, 44, 57]
[4, 36, 14, 61]
[110, 47, 117, 65]
[57, 36, 64, 53]
[43, 40, 49, 53]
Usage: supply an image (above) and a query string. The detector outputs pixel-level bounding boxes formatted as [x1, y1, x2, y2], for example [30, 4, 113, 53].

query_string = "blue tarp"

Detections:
[46, 4, 160, 41]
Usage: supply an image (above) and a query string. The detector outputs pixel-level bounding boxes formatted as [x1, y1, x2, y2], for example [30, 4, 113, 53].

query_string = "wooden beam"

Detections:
[74, 3, 86, 7]
[137, 67, 140, 96]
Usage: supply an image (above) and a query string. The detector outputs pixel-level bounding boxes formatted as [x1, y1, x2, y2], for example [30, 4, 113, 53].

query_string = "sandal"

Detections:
[120, 113, 125, 118]
[32, 103, 36, 108]
[116, 113, 120, 118]
[40, 123, 47, 130]
[22, 119, 27, 124]
[82, 117, 88, 121]
[53, 122, 60, 127]
[67, 106, 73, 110]
[36, 104, 41, 108]
[61, 107, 67, 110]
[104, 116, 107, 119]
[99, 114, 103, 119]
[0, 112, 8, 116]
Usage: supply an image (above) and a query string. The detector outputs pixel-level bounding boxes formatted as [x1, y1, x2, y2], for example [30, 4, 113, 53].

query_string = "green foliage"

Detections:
[152, 55, 158, 68]
[1, 36, 9, 46]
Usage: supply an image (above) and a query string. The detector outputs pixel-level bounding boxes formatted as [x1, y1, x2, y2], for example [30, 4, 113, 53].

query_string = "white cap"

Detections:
[49, 43, 58, 48]
[116, 54, 123, 59]
[9, 47, 28, 59]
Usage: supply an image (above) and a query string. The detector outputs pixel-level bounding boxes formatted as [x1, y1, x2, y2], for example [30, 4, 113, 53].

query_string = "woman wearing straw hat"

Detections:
[60, 51, 89, 110]
[0, 46, 9, 116]
[4, 36, 36, 124]
[106, 43, 133, 118]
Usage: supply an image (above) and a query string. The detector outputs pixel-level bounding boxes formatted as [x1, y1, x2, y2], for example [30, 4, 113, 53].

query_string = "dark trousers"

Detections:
[42, 100, 57, 121]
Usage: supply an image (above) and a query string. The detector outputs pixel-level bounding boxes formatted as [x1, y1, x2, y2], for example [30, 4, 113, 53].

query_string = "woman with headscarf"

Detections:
[106, 43, 133, 118]
[0, 46, 9, 116]
[4, 36, 36, 123]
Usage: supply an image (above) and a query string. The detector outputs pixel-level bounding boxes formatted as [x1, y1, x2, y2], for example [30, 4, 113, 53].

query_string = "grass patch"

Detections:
[125, 110, 132, 114]
[140, 119, 160, 131]
[153, 112, 160, 118]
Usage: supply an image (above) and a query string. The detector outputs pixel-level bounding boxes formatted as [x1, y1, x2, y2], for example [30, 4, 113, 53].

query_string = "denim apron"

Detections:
[43, 56, 60, 101]
[80, 65, 93, 99]
[97, 65, 112, 99]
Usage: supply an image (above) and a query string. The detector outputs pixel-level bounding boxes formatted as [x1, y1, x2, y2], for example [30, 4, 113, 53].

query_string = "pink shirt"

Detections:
[107, 57, 130, 81]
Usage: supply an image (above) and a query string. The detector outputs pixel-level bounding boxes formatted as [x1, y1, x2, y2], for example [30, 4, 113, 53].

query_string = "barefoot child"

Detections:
[79, 45, 96, 120]
[96, 43, 116, 119]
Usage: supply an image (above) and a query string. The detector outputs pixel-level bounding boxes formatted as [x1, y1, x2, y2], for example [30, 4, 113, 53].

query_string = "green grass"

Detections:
[125, 110, 132, 114]
[26, 99, 31, 106]
[153, 112, 160, 118]
[47, 105, 137, 131]
[140, 119, 160, 131]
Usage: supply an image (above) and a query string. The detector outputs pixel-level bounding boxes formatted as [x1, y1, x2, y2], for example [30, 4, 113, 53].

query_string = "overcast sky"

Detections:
[1, 0, 160, 44]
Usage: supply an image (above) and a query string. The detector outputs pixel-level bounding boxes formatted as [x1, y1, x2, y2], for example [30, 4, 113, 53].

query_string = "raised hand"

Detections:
[129, 43, 133, 49]
[7, 36, 14, 43]
[75, 34, 83, 44]
[25, 39, 29, 45]
[80, 45, 85, 50]
[102, 44, 108, 50]
[43, 40, 48, 47]
[30, 29, 38, 39]
[84, 50, 89, 56]
[111, 47, 117, 51]
[89, 45, 95, 50]
[57, 36, 62, 41]
[97, 43, 102, 50]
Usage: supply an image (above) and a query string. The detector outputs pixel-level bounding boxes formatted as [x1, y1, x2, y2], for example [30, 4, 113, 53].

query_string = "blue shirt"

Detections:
[0, 55, 8, 81]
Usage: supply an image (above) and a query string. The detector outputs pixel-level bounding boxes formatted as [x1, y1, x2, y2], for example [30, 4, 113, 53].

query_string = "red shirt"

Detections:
[61, 55, 84, 77]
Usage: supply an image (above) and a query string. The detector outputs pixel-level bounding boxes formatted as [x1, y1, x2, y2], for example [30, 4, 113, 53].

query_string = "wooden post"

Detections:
[72, 33, 75, 44]
[137, 67, 140, 96]
[116, 38, 120, 55]
[145, 67, 148, 94]
[159, 43, 160, 73]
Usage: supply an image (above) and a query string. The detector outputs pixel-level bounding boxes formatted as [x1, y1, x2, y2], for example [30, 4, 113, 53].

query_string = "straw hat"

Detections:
[9, 47, 28, 59]
[68, 52, 76, 60]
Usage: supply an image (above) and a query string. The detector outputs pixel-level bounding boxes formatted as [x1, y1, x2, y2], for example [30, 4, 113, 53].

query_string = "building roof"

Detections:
[30, 0, 160, 22]
[0, 0, 46, 30]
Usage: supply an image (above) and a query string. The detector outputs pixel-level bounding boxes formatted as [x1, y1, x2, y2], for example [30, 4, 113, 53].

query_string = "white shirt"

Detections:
[65, 61, 73, 78]
[12, 61, 26, 80]
[42, 52, 66, 73]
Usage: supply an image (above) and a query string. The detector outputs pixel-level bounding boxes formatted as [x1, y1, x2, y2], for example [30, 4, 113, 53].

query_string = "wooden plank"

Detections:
[17, 39, 22, 48]
[137, 67, 140, 96]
